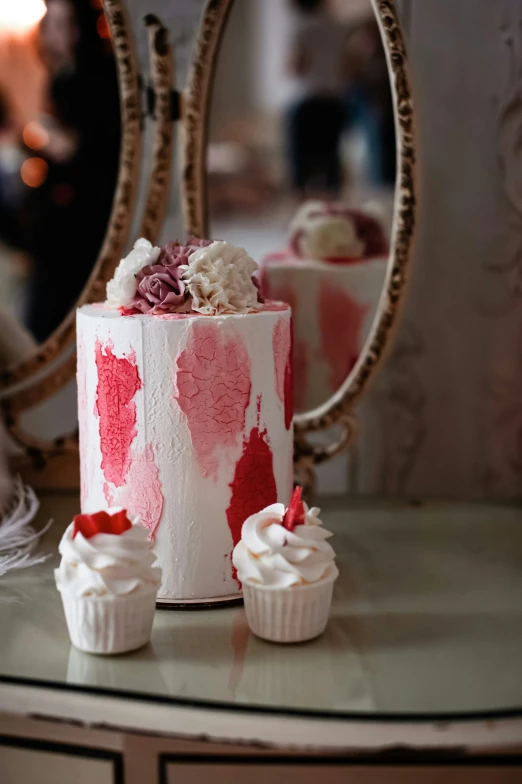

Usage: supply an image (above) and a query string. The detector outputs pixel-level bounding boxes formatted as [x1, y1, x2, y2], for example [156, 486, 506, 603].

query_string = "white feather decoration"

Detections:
[0, 479, 52, 578]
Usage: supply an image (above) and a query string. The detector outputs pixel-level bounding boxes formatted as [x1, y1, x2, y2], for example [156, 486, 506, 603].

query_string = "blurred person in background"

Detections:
[343, 15, 395, 186]
[286, 0, 348, 199]
[20, 0, 120, 341]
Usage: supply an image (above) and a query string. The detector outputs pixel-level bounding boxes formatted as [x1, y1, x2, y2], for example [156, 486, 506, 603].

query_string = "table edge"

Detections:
[1, 680, 522, 753]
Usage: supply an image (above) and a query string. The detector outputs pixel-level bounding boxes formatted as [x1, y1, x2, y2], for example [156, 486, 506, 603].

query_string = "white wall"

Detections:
[354, 0, 522, 499]
[210, 0, 292, 130]
[210, 0, 256, 127]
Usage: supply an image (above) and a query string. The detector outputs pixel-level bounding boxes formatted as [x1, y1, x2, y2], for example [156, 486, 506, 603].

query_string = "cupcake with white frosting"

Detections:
[55, 508, 161, 654]
[232, 488, 338, 643]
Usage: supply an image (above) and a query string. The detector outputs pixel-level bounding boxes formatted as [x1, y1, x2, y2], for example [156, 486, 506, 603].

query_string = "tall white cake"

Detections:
[77, 239, 293, 602]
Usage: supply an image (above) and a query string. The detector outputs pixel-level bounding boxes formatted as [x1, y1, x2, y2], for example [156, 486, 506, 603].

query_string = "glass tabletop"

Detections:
[1, 494, 521, 720]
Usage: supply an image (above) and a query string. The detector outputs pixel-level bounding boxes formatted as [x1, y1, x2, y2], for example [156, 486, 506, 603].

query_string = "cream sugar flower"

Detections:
[181, 240, 261, 316]
[106, 238, 161, 309]
[289, 200, 366, 260]
[300, 214, 365, 259]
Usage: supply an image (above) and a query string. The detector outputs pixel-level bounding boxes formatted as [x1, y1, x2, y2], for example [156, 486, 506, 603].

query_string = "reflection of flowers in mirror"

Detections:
[0, 0, 46, 33]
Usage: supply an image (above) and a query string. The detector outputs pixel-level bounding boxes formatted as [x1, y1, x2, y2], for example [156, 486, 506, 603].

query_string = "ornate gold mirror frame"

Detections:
[182, 0, 416, 485]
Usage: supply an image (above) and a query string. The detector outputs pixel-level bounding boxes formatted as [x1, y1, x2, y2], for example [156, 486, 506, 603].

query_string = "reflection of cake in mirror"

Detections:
[259, 201, 389, 411]
[77, 238, 293, 603]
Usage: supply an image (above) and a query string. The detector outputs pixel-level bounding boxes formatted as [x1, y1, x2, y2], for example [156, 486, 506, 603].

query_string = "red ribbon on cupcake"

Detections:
[282, 487, 306, 532]
[73, 509, 133, 539]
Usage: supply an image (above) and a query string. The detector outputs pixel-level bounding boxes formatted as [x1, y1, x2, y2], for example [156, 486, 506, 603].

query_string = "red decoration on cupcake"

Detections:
[73, 509, 133, 539]
[282, 487, 306, 532]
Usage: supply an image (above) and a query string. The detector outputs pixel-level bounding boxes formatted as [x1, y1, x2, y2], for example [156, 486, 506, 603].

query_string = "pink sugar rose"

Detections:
[132, 238, 213, 314]
[160, 237, 213, 267]
[133, 263, 187, 313]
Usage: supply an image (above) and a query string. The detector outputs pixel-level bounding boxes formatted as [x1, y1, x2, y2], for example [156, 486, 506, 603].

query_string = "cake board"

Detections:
[156, 593, 243, 610]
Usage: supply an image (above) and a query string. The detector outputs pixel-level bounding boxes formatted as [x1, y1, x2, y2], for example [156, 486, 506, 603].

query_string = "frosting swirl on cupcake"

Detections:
[55, 510, 161, 598]
[232, 502, 337, 588]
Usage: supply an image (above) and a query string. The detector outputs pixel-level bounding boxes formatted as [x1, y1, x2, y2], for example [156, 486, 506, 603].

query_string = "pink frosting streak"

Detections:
[113, 445, 164, 539]
[175, 322, 251, 479]
[268, 284, 307, 411]
[272, 317, 293, 429]
[95, 340, 142, 488]
[319, 280, 369, 392]
[272, 318, 289, 405]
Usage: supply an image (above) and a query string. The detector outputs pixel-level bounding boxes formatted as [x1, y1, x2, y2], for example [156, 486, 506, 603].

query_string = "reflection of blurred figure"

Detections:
[286, 0, 347, 199]
[344, 17, 395, 186]
[22, 0, 120, 342]
[0, 90, 17, 247]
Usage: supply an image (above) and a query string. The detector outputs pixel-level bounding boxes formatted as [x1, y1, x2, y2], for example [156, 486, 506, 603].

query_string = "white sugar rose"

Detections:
[106, 238, 161, 308]
[299, 215, 365, 260]
[181, 240, 260, 315]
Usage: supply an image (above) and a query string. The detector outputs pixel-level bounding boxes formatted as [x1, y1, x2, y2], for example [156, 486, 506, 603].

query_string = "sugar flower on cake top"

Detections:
[105, 236, 262, 316]
[181, 240, 260, 315]
[289, 200, 388, 263]
[106, 237, 161, 309]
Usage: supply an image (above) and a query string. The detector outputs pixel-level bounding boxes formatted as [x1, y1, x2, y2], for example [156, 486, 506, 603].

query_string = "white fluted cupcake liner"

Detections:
[60, 588, 157, 655]
[242, 570, 338, 643]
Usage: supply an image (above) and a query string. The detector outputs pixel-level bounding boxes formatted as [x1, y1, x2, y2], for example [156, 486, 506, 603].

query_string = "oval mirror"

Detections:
[183, 0, 415, 477]
[0, 0, 119, 345]
[0, 0, 141, 390]
[207, 0, 395, 415]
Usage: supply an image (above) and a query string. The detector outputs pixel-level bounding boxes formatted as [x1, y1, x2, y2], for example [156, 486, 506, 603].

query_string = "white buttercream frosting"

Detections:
[55, 511, 161, 599]
[232, 503, 337, 588]
[181, 240, 261, 315]
[106, 239, 161, 309]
